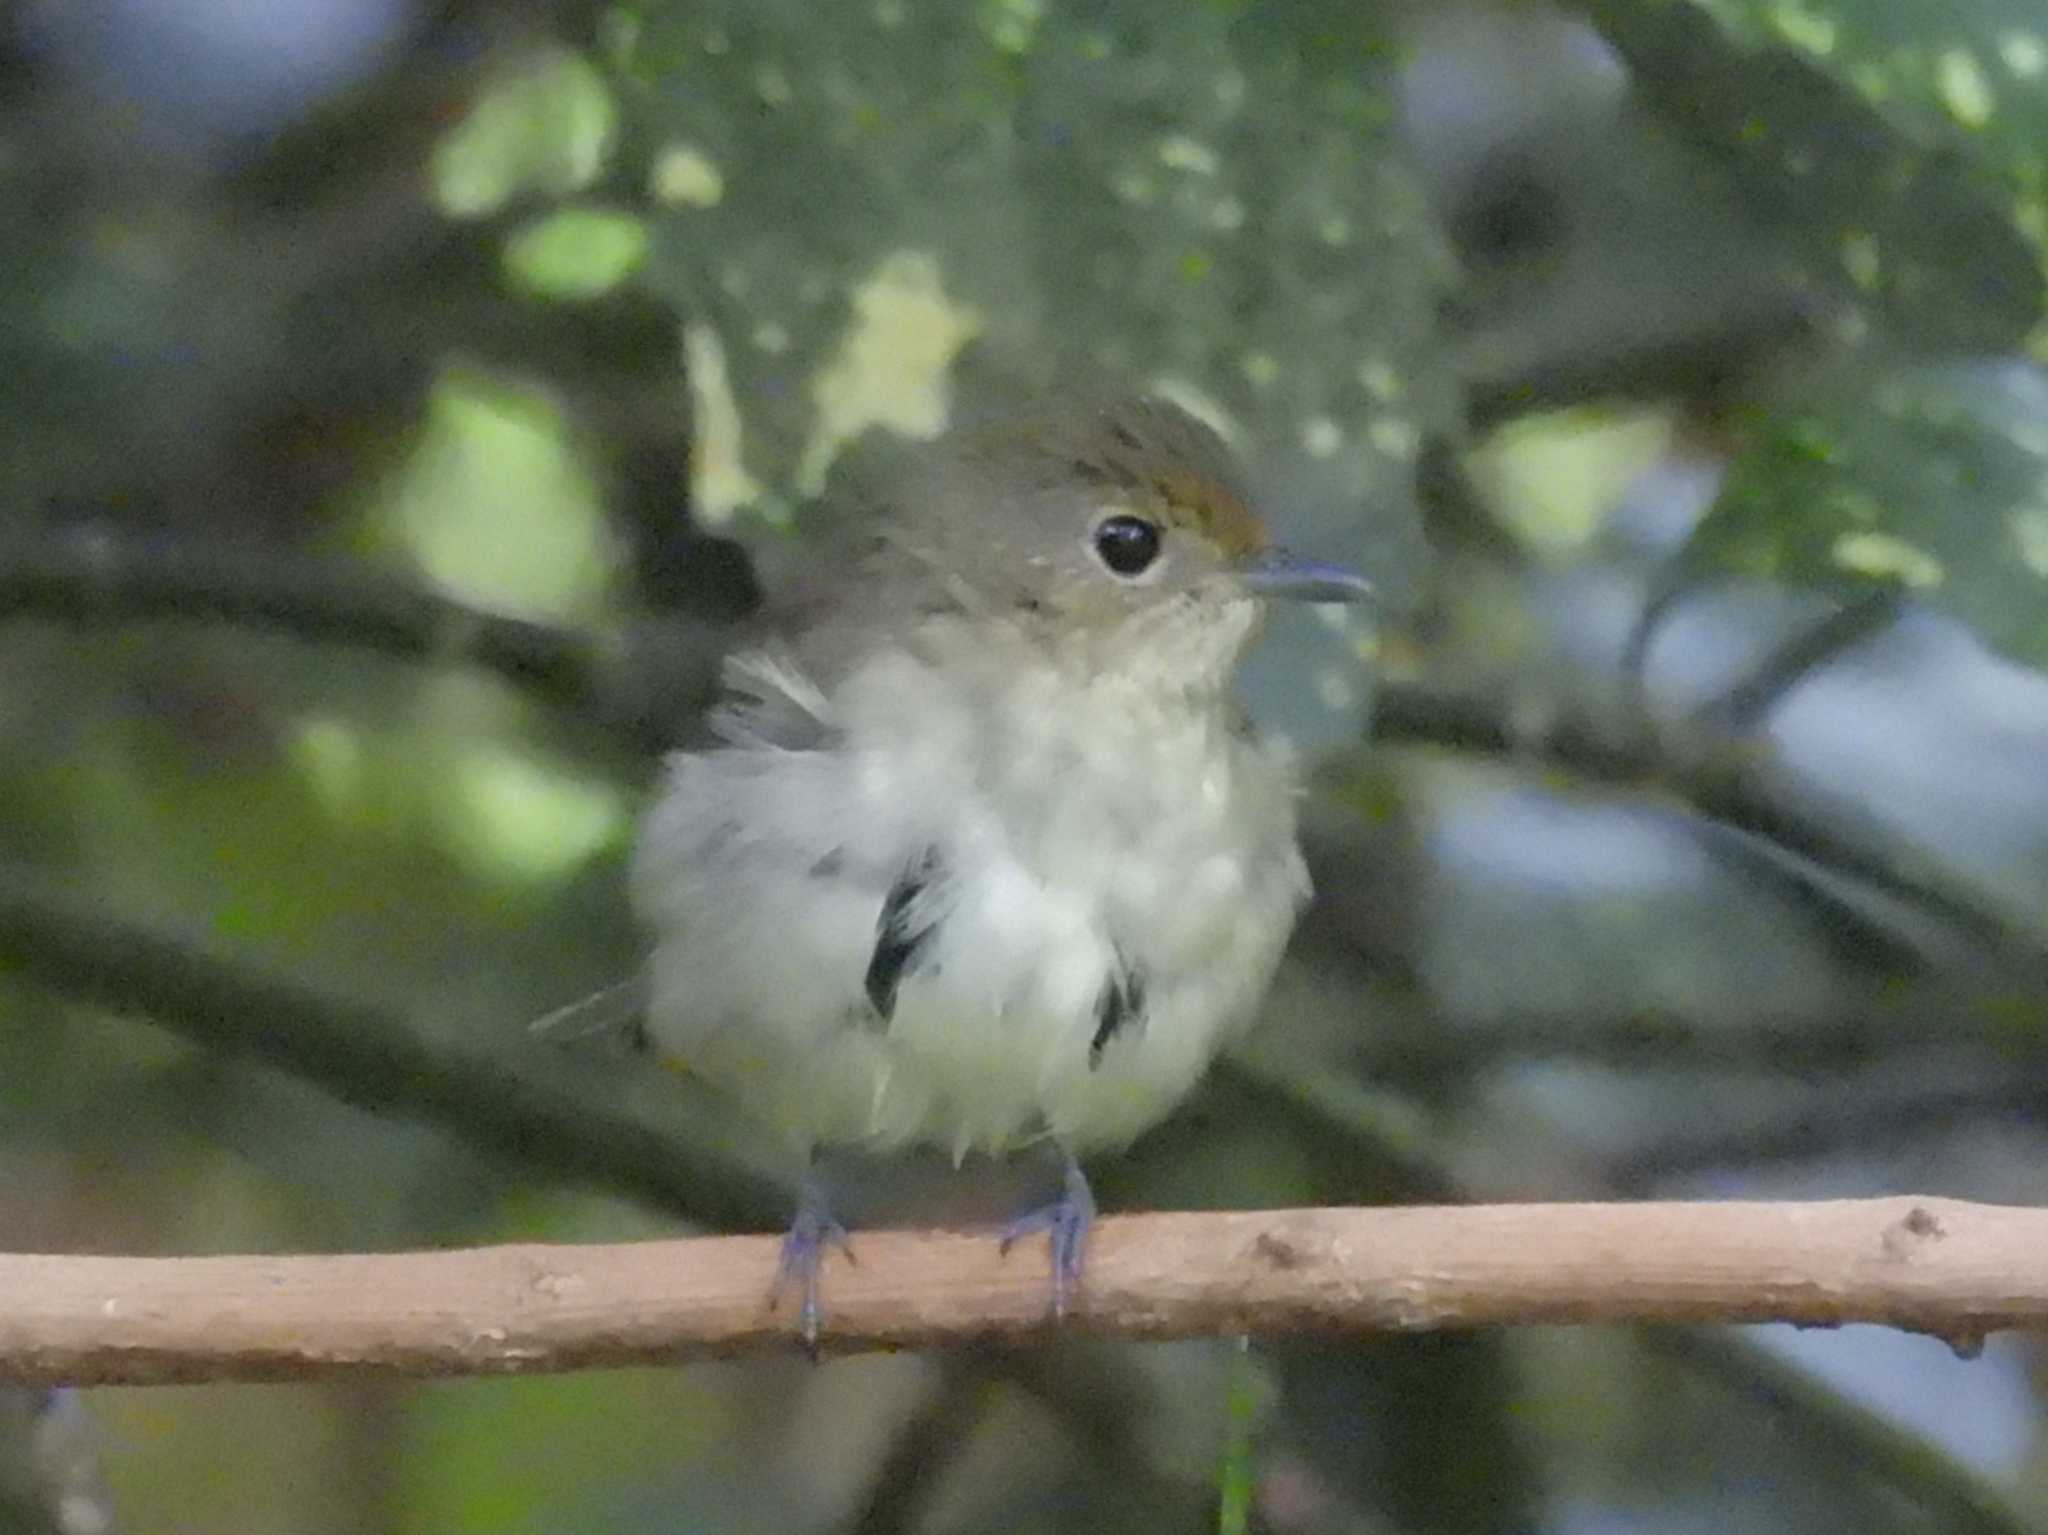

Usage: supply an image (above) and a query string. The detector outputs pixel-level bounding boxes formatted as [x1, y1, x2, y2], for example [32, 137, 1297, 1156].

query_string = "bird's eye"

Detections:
[1091, 514, 1162, 578]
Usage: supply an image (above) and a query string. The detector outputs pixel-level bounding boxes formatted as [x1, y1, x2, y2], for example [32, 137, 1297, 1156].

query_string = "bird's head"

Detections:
[886, 397, 1373, 688]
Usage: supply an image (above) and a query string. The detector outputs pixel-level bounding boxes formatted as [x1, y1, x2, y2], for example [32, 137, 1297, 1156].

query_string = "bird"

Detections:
[627, 395, 1373, 1342]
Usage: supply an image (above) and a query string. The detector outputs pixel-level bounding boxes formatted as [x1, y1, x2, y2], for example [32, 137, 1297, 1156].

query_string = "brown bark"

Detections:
[0, 1197, 2036, 1385]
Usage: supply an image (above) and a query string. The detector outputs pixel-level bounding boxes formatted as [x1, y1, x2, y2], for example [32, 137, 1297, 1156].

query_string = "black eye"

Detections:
[1092, 515, 1161, 577]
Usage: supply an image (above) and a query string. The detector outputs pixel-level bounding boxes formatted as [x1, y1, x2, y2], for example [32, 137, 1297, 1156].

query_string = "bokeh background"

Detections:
[6, 0, 2048, 1531]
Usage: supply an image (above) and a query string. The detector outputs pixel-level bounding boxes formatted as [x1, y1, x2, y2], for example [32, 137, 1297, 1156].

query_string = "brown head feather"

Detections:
[1055, 399, 1269, 561]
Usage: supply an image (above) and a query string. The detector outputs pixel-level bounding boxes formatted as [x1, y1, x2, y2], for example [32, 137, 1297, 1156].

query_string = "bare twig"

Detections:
[0, 540, 726, 747]
[1617, 1077, 2048, 1193]
[1370, 675, 2030, 956]
[0, 1197, 2038, 1386]
[1691, 586, 1908, 736]
[4, 532, 2006, 967]
[0, 869, 796, 1234]
[1638, 1328, 2031, 1535]
[848, 1363, 991, 1535]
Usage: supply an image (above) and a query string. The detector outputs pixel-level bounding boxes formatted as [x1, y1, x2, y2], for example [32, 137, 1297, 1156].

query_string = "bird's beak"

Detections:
[1236, 547, 1375, 604]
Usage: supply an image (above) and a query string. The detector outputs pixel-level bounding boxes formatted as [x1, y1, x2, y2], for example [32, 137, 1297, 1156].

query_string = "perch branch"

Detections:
[0, 1197, 2039, 1386]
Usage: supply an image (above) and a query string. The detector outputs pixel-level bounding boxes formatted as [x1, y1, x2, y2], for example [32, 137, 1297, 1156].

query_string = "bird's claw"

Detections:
[774, 1192, 853, 1353]
[997, 1157, 1095, 1318]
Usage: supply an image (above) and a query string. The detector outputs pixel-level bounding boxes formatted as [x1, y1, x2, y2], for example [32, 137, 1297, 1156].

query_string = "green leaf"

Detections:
[614, 0, 1454, 541]
[433, 49, 618, 218]
[503, 207, 652, 300]
[1695, 358, 2048, 659]
[1573, 0, 2045, 351]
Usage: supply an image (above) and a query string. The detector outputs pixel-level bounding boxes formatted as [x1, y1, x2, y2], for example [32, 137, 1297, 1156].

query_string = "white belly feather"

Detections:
[633, 630, 1308, 1160]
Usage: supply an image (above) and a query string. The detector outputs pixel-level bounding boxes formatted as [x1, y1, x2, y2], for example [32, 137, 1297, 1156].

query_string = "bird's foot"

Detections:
[773, 1181, 853, 1353]
[997, 1155, 1095, 1319]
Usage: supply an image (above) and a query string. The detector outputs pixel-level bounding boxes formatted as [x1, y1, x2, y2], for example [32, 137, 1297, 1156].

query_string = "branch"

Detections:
[1687, 586, 1908, 737]
[1, 1197, 2037, 1386]
[1371, 675, 2031, 956]
[1638, 1328, 2031, 1535]
[14, 534, 2001, 966]
[0, 869, 796, 1234]
[1617, 1077, 2048, 1193]
[0, 540, 725, 747]
[2, 531, 2004, 958]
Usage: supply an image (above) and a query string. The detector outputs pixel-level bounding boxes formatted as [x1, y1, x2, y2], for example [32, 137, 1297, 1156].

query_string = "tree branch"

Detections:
[11, 533, 2009, 964]
[1617, 1077, 2048, 1193]
[1371, 675, 2033, 956]
[1638, 1328, 2030, 1535]
[0, 540, 725, 747]
[0, 870, 797, 1235]
[1, 1197, 2036, 1386]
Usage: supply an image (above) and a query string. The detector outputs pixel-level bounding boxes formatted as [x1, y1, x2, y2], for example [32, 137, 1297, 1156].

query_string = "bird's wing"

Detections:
[707, 646, 839, 751]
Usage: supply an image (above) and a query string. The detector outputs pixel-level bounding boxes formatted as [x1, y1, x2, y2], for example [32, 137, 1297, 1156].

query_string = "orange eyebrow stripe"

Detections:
[1150, 465, 1268, 561]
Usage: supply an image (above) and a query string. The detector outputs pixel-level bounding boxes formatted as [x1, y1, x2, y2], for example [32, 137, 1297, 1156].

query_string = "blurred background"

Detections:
[5, 0, 2048, 1530]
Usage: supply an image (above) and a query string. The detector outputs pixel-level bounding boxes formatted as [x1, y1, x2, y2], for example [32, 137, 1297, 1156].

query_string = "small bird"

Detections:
[630, 396, 1372, 1340]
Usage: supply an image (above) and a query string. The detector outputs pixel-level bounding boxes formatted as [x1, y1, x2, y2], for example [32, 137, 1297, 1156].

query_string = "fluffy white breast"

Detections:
[632, 611, 1309, 1159]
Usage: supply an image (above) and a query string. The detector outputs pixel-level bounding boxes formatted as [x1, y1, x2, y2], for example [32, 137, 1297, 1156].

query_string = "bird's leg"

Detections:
[773, 1164, 853, 1352]
[997, 1146, 1095, 1319]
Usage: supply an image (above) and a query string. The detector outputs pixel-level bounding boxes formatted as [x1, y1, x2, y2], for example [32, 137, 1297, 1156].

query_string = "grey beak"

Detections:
[1237, 547, 1375, 604]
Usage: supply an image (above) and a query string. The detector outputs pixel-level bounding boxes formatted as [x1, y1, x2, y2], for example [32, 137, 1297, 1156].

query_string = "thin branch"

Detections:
[1370, 675, 2032, 956]
[0, 540, 724, 747]
[1691, 586, 1908, 736]
[0, 544, 2027, 1514]
[0, 1197, 2037, 1386]
[1617, 1078, 2048, 1194]
[1368, 677, 1657, 782]
[1639, 1328, 2031, 1535]
[0, 869, 796, 1235]
[848, 1364, 992, 1535]
[9, 534, 2007, 965]
[1614, 573, 1905, 747]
